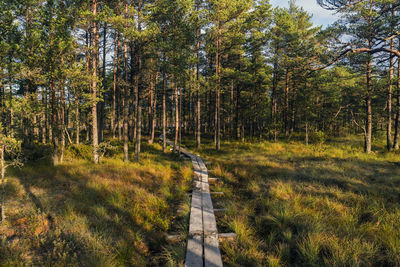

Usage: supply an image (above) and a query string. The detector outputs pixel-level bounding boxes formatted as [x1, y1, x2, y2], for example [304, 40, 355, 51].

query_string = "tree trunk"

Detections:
[49, 4, 58, 165]
[162, 71, 167, 152]
[365, 58, 372, 154]
[149, 64, 156, 144]
[50, 79, 59, 165]
[386, 39, 394, 150]
[134, 58, 141, 161]
[179, 87, 182, 155]
[272, 47, 279, 142]
[75, 89, 80, 145]
[42, 88, 47, 144]
[174, 79, 179, 152]
[284, 69, 289, 136]
[393, 51, 400, 150]
[123, 5, 129, 162]
[60, 56, 65, 163]
[91, 0, 99, 164]
[215, 22, 221, 151]
[196, 0, 201, 149]
[98, 22, 107, 143]
[152, 74, 158, 144]
[129, 43, 135, 143]
[112, 33, 119, 139]
[8, 57, 14, 138]
[135, 1, 142, 162]
[1, 141, 5, 222]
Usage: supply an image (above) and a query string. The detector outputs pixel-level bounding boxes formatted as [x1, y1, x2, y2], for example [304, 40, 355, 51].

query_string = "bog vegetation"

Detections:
[188, 136, 400, 266]
[1, 0, 400, 265]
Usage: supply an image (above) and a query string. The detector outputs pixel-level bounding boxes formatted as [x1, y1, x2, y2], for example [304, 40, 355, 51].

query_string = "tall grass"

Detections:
[186, 136, 400, 266]
[0, 142, 192, 266]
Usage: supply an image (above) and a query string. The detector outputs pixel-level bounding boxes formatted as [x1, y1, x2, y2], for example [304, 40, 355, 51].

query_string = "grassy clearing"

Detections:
[0, 141, 192, 266]
[184, 136, 400, 266]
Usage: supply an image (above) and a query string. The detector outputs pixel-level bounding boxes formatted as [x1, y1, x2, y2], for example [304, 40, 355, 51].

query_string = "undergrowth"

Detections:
[0, 141, 192, 266]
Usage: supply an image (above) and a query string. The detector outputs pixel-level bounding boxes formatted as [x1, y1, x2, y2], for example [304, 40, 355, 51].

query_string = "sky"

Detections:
[270, 0, 339, 27]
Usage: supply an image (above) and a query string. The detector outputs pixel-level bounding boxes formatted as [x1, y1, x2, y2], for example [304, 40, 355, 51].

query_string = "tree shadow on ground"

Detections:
[5, 148, 188, 266]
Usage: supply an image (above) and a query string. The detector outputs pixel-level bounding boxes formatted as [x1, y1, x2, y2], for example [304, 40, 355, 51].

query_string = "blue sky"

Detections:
[270, 0, 339, 27]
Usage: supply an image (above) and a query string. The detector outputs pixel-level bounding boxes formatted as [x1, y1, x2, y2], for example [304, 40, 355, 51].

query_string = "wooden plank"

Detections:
[202, 179, 218, 236]
[185, 235, 203, 267]
[204, 234, 223, 267]
[208, 178, 219, 184]
[188, 191, 203, 235]
[202, 193, 218, 235]
[167, 234, 183, 242]
[218, 233, 236, 242]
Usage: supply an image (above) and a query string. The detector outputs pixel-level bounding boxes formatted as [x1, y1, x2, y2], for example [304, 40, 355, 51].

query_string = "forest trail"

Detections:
[166, 140, 223, 267]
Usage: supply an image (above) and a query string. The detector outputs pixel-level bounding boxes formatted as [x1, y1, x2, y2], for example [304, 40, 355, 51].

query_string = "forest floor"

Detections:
[183, 135, 400, 266]
[0, 141, 192, 266]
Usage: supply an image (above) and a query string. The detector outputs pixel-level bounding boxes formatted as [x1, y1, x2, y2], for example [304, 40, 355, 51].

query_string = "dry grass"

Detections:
[0, 141, 192, 266]
[185, 135, 400, 266]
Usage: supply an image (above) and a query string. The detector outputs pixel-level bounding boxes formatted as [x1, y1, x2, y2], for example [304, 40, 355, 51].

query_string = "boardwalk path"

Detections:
[166, 141, 223, 267]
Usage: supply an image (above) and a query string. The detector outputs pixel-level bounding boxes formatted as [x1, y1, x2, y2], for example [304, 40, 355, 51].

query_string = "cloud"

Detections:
[270, 0, 339, 27]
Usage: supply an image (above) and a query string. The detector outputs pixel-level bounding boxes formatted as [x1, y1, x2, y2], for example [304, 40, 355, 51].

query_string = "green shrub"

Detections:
[98, 141, 118, 158]
[67, 144, 92, 160]
[310, 131, 326, 144]
[21, 142, 52, 161]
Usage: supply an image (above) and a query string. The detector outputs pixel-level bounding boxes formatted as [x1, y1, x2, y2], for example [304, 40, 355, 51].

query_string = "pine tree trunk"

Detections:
[98, 22, 107, 143]
[196, 0, 201, 149]
[179, 87, 182, 155]
[8, 57, 14, 138]
[24, 4, 32, 144]
[75, 89, 80, 145]
[365, 58, 372, 154]
[92, 0, 99, 164]
[129, 43, 135, 143]
[174, 80, 178, 151]
[285, 69, 289, 136]
[215, 22, 221, 151]
[42, 88, 47, 144]
[135, 2, 142, 162]
[272, 53, 278, 135]
[123, 6, 129, 162]
[393, 47, 400, 150]
[60, 55, 65, 163]
[1, 141, 5, 222]
[236, 87, 240, 139]
[112, 33, 119, 139]
[50, 79, 59, 165]
[148, 63, 155, 145]
[387, 38, 394, 151]
[163, 71, 167, 153]
[49, 3, 58, 165]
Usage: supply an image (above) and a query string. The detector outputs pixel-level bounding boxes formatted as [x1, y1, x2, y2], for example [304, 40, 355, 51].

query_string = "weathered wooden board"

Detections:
[185, 234, 203, 267]
[189, 191, 203, 235]
[204, 234, 223, 267]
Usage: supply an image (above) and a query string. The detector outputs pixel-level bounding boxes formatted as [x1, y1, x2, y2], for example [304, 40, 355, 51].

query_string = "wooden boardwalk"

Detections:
[166, 141, 223, 267]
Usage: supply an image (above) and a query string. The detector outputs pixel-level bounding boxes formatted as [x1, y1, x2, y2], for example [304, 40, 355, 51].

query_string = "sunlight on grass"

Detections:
[189, 136, 400, 266]
[0, 142, 191, 266]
